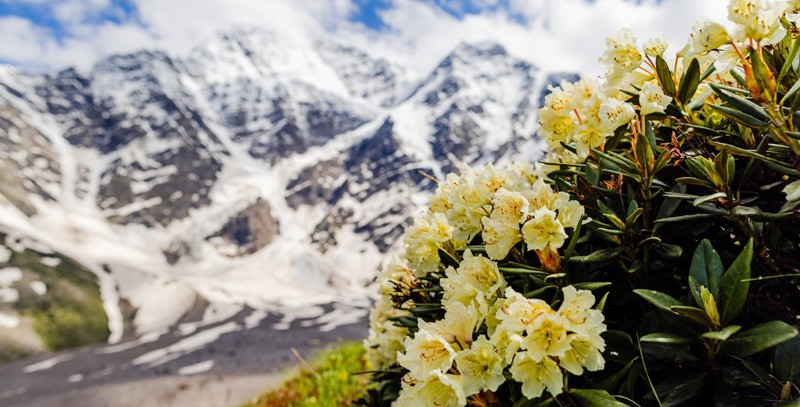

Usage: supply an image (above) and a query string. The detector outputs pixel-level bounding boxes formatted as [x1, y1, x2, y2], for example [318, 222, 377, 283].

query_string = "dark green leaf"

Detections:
[654, 213, 719, 224]
[678, 58, 701, 105]
[634, 289, 682, 312]
[720, 238, 753, 325]
[655, 373, 708, 407]
[670, 305, 712, 327]
[569, 389, 629, 407]
[690, 239, 723, 298]
[721, 321, 799, 357]
[701, 325, 742, 341]
[710, 141, 800, 176]
[597, 359, 635, 393]
[569, 248, 624, 264]
[640, 332, 696, 345]
[571, 282, 613, 291]
[780, 37, 800, 82]
[710, 83, 770, 121]
[656, 56, 676, 96]
[438, 248, 461, 268]
[708, 104, 769, 128]
[775, 337, 800, 383]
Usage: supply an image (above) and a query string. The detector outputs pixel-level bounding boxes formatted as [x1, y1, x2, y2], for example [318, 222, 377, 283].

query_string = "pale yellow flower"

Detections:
[490, 188, 529, 226]
[643, 36, 668, 57]
[509, 352, 564, 399]
[523, 179, 558, 211]
[488, 325, 523, 364]
[496, 288, 554, 333]
[639, 81, 672, 116]
[558, 286, 606, 336]
[554, 192, 585, 229]
[454, 335, 506, 396]
[598, 97, 636, 132]
[573, 125, 611, 157]
[544, 86, 576, 113]
[559, 332, 607, 375]
[522, 207, 567, 252]
[728, 0, 787, 44]
[455, 250, 507, 294]
[522, 313, 572, 362]
[403, 212, 453, 276]
[421, 302, 480, 347]
[539, 108, 576, 144]
[690, 19, 731, 55]
[397, 329, 456, 380]
[394, 371, 467, 407]
[599, 28, 644, 85]
[482, 217, 522, 260]
[365, 298, 408, 370]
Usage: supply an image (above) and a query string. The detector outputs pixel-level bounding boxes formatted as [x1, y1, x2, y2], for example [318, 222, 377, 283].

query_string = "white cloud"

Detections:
[1, 0, 734, 78]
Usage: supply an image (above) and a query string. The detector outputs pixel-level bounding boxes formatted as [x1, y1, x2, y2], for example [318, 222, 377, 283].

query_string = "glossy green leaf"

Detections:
[720, 238, 753, 325]
[654, 213, 719, 224]
[656, 55, 676, 96]
[640, 332, 696, 345]
[775, 337, 800, 383]
[693, 192, 727, 207]
[634, 289, 681, 312]
[690, 239, 723, 298]
[708, 104, 769, 128]
[654, 373, 708, 407]
[779, 34, 800, 82]
[721, 321, 799, 357]
[571, 282, 613, 291]
[710, 141, 800, 176]
[671, 305, 712, 326]
[438, 248, 461, 268]
[678, 57, 701, 105]
[569, 389, 629, 407]
[710, 83, 770, 121]
[701, 325, 742, 341]
[569, 248, 624, 264]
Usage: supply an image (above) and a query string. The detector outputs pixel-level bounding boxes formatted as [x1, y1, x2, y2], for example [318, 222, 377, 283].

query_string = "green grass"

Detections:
[242, 341, 371, 407]
[1, 232, 109, 352]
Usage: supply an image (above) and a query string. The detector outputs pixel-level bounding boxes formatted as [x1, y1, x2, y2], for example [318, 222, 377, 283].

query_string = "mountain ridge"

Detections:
[0, 26, 553, 347]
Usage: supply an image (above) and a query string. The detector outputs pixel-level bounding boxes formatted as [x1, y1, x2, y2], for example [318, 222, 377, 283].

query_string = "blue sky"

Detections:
[0, 0, 729, 74]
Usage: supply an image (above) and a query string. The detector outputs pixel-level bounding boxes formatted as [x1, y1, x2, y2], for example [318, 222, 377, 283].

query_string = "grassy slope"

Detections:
[0, 232, 109, 362]
[242, 341, 371, 407]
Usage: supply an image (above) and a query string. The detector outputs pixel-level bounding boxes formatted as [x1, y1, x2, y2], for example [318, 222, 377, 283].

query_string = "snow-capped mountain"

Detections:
[0, 27, 554, 347]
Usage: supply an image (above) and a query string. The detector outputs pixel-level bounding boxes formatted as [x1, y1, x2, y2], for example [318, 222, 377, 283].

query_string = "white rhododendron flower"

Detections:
[509, 352, 564, 399]
[600, 28, 644, 85]
[403, 212, 453, 275]
[522, 313, 572, 362]
[598, 97, 636, 131]
[690, 19, 731, 55]
[558, 286, 607, 336]
[727, 0, 787, 44]
[420, 302, 480, 347]
[639, 81, 673, 116]
[559, 332, 607, 375]
[495, 288, 554, 333]
[643, 36, 668, 57]
[454, 335, 506, 396]
[522, 207, 568, 252]
[397, 329, 456, 380]
[365, 297, 409, 370]
[394, 371, 467, 407]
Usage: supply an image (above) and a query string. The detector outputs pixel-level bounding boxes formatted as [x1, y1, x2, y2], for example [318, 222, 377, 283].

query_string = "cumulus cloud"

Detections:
[1, 0, 732, 77]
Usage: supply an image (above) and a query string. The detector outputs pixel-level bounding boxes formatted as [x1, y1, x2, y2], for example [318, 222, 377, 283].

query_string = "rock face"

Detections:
[0, 27, 561, 336]
[208, 199, 278, 257]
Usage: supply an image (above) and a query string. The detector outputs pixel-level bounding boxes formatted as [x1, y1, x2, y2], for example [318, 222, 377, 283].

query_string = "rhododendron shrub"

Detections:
[362, 1, 800, 405]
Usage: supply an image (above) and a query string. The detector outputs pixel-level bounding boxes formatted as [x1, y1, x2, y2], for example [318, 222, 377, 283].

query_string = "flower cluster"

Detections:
[366, 1, 800, 405]
[365, 164, 601, 406]
[394, 284, 605, 406]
